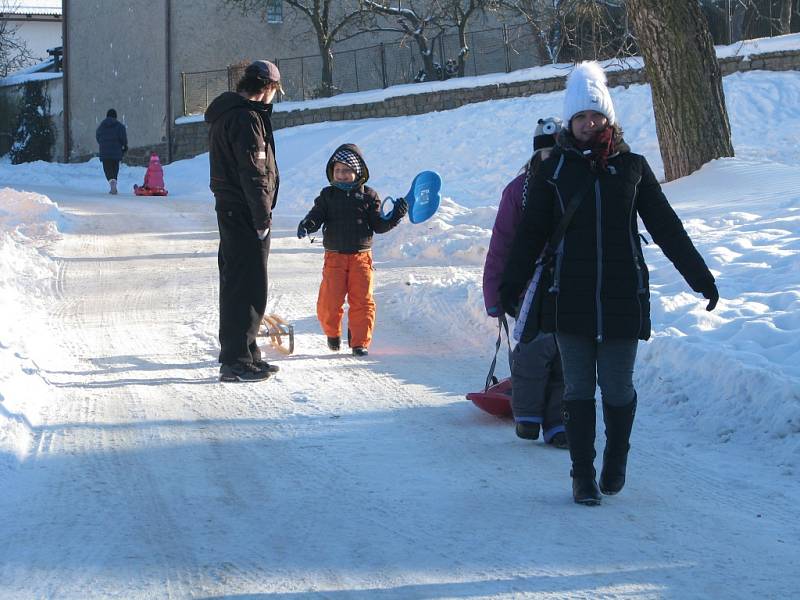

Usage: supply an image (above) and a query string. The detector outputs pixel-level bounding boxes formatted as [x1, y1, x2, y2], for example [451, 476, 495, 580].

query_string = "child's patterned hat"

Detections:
[332, 148, 362, 177]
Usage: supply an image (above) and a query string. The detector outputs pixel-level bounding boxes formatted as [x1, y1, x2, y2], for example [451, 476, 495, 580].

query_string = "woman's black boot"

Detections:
[599, 395, 637, 495]
[562, 399, 601, 505]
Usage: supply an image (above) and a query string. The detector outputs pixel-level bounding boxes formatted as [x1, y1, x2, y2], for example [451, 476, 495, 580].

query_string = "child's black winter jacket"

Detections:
[303, 143, 401, 253]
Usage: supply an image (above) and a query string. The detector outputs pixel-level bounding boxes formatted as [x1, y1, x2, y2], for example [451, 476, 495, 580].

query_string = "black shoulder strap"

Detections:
[484, 314, 512, 392]
[541, 179, 594, 259]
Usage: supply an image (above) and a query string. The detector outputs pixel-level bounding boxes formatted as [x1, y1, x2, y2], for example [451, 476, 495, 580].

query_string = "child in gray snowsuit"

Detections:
[482, 117, 567, 448]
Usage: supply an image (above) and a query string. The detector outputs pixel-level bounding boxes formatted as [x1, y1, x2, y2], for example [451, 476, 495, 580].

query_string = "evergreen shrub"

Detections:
[10, 80, 55, 164]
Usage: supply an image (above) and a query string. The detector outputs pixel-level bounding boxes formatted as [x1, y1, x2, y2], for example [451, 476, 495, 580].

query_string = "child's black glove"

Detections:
[297, 218, 315, 239]
[391, 197, 408, 222]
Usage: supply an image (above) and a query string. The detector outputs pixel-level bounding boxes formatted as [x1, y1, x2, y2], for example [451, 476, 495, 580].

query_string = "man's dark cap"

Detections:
[245, 60, 281, 83]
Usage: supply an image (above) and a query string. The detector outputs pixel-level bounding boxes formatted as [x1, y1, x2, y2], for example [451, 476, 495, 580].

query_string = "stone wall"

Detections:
[170, 49, 800, 163]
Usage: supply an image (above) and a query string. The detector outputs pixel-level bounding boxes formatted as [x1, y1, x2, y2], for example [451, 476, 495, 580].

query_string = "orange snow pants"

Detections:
[317, 250, 375, 348]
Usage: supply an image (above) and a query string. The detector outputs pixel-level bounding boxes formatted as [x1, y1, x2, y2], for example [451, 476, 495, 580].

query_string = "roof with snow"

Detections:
[1, 1, 61, 16]
[0, 57, 61, 87]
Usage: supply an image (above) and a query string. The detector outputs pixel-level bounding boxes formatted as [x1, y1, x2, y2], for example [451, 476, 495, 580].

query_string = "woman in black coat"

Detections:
[95, 108, 128, 194]
[501, 62, 719, 505]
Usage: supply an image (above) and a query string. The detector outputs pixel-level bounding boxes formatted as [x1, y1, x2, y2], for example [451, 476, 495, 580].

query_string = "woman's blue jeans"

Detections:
[555, 333, 638, 407]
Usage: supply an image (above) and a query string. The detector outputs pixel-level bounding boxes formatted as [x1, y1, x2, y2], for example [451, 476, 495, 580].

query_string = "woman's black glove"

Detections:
[700, 282, 719, 312]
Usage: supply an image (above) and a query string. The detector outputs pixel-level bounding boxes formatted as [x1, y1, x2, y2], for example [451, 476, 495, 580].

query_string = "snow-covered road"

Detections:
[1, 185, 797, 599]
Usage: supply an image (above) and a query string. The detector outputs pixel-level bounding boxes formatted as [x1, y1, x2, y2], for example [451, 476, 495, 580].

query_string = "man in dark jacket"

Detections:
[95, 109, 128, 194]
[204, 60, 282, 382]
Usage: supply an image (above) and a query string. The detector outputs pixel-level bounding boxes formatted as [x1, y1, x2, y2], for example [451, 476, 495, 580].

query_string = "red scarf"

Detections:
[578, 127, 615, 170]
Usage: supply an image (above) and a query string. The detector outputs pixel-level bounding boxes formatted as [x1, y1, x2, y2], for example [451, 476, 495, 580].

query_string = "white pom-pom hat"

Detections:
[563, 61, 616, 126]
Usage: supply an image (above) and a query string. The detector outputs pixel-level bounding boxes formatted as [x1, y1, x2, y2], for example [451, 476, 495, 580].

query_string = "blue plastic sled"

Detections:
[382, 170, 442, 224]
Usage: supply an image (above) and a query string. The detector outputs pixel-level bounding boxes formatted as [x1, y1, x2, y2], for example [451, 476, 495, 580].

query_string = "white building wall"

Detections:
[12, 20, 62, 64]
[66, 0, 167, 161]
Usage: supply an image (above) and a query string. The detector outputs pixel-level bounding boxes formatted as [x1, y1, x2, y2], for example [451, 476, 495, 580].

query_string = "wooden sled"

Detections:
[261, 313, 294, 354]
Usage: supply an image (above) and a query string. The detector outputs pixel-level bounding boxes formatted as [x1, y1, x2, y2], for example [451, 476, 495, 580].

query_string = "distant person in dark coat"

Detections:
[204, 60, 282, 383]
[95, 108, 128, 195]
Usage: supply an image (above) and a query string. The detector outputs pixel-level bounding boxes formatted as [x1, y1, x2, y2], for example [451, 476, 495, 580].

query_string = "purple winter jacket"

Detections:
[483, 172, 526, 316]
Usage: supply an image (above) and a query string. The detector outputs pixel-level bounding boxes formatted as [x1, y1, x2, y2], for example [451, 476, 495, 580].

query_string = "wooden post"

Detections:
[380, 43, 387, 88]
[503, 25, 511, 73]
[181, 72, 187, 116]
[353, 50, 359, 91]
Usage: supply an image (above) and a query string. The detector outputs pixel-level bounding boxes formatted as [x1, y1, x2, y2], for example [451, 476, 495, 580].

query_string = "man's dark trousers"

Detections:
[216, 206, 270, 365]
[102, 159, 120, 181]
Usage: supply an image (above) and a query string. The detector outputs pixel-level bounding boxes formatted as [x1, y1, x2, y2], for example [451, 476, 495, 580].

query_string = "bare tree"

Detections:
[627, 0, 734, 181]
[360, 0, 443, 80]
[225, 0, 370, 97]
[361, 0, 496, 80]
[704, 0, 797, 43]
[699, 1, 729, 43]
[566, 0, 631, 60]
[0, 1, 34, 77]
[777, 0, 793, 33]
[746, 0, 796, 36]
[492, 0, 566, 62]
[493, 0, 632, 63]
[437, 0, 495, 77]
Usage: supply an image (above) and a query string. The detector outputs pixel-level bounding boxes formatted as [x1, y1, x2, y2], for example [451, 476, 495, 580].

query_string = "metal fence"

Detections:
[181, 24, 543, 116]
[181, 7, 794, 116]
[181, 69, 231, 116]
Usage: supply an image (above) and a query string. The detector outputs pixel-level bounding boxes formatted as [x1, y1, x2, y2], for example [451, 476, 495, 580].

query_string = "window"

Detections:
[266, 0, 282, 24]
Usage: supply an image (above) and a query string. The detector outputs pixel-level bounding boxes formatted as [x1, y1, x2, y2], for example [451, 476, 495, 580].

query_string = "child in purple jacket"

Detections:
[483, 117, 568, 449]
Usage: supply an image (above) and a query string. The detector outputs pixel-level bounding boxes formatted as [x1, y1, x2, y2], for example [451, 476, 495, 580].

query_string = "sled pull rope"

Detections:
[485, 314, 513, 392]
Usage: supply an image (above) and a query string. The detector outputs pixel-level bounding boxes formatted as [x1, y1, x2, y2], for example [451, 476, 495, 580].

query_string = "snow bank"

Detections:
[638, 158, 800, 458]
[0, 188, 62, 472]
[0, 186, 64, 239]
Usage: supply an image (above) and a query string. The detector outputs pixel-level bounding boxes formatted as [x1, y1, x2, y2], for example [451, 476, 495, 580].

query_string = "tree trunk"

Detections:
[361, 1, 438, 81]
[456, 25, 469, 76]
[312, 15, 335, 98]
[778, 0, 793, 35]
[731, 1, 753, 43]
[627, 0, 734, 181]
[320, 44, 335, 96]
[414, 34, 437, 80]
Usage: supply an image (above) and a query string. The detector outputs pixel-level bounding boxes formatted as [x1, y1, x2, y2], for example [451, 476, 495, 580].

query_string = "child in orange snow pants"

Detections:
[297, 143, 407, 356]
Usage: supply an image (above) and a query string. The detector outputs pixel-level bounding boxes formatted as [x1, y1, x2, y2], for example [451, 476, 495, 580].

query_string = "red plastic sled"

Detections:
[133, 184, 168, 196]
[467, 377, 513, 417]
